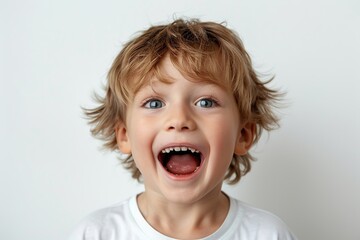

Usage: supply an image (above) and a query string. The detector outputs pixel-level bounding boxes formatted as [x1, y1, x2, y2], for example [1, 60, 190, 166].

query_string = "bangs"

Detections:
[168, 50, 230, 90]
[123, 48, 232, 99]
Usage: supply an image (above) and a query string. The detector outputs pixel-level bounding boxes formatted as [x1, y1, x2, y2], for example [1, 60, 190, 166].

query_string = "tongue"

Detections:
[166, 154, 199, 175]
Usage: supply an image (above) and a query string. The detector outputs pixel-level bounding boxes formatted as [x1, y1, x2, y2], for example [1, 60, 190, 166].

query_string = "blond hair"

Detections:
[84, 18, 281, 184]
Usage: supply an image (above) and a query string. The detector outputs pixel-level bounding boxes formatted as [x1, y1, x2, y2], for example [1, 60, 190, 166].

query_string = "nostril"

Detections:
[167, 124, 192, 131]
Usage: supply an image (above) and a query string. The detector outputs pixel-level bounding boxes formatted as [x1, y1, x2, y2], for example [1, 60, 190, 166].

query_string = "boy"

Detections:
[69, 18, 297, 239]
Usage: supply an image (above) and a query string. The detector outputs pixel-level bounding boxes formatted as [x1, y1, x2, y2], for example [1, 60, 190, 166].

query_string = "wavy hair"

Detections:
[84, 18, 282, 184]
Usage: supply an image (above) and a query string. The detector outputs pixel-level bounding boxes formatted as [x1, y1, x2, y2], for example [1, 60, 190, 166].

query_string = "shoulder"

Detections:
[231, 198, 297, 240]
[68, 198, 133, 240]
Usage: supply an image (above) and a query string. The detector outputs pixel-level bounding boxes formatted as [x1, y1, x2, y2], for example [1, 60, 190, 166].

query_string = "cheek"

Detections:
[206, 117, 239, 165]
[126, 118, 157, 168]
[212, 115, 239, 146]
[127, 113, 154, 145]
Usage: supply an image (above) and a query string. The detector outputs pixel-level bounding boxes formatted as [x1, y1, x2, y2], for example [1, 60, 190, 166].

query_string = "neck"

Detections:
[137, 188, 230, 239]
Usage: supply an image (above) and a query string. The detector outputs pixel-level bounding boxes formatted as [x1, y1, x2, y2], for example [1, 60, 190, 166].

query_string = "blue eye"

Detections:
[144, 99, 164, 109]
[196, 98, 216, 108]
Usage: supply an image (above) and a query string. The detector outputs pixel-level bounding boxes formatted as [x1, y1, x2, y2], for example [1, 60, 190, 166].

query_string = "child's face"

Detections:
[116, 56, 253, 203]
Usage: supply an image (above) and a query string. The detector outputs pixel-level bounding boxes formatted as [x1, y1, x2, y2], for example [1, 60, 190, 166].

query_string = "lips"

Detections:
[158, 146, 202, 175]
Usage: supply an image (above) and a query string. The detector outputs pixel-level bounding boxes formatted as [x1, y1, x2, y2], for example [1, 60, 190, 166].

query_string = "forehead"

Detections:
[132, 55, 230, 95]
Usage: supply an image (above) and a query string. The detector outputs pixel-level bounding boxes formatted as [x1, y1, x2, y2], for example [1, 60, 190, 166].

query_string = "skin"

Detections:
[116, 56, 255, 239]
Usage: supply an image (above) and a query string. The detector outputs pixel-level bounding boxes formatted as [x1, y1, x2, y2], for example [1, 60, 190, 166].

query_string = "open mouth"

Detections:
[158, 146, 202, 175]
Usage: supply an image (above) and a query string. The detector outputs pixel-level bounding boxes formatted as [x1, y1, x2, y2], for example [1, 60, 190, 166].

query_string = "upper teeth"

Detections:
[161, 146, 199, 154]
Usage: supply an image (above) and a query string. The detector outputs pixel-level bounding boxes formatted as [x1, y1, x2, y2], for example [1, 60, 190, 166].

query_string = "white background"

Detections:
[1, 0, 359, 239]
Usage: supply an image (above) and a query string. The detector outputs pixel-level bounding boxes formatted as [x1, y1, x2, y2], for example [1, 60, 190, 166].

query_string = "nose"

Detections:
[165, 104, 196, 131]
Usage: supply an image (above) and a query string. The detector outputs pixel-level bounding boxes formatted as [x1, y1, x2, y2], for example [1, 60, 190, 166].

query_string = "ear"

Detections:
[115, 122, 131, 154]
[234, 122, 256, 156]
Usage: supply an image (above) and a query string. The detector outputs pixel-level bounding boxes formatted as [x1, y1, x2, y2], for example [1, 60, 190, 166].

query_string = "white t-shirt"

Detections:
[69, 196, 297, 240]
